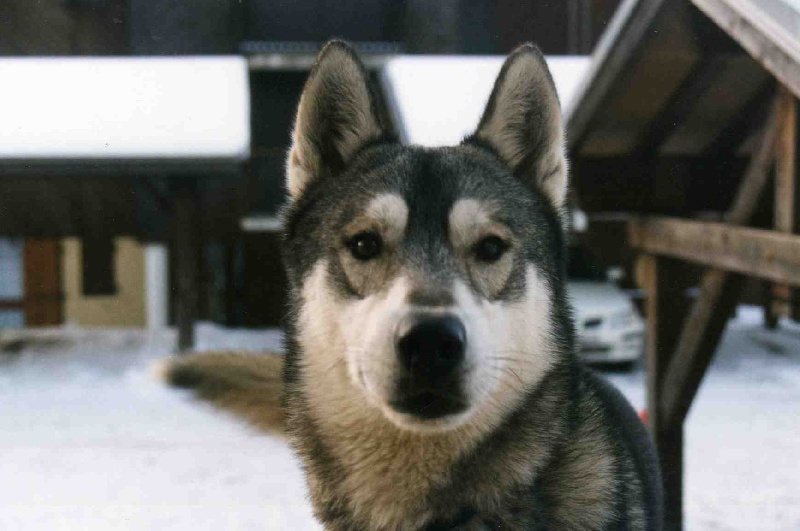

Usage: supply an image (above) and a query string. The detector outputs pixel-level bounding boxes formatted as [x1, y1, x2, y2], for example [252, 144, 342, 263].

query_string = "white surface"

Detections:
[0, 57, 250, 160]
[382, 55, 591, 146]
[1, 311, 799, 530]
[240, 216, 283, 233]
[569, 280, 636, 321]
[145, 245, 169, 330]
[0, 324, 318, 530]
[606, 306, 800, 531]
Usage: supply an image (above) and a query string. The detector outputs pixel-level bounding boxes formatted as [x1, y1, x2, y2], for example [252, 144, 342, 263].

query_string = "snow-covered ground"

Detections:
[606, 307, 800, 531]
[1, 309, 799, 530]
[0, 325, 318, 531]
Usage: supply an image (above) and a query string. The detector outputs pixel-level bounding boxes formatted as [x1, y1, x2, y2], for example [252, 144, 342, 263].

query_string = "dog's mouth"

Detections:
[388, 385, 469, 420]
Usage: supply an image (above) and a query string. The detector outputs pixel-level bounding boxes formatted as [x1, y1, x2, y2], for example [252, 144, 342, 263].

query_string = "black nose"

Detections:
[396, 314, 466, 374]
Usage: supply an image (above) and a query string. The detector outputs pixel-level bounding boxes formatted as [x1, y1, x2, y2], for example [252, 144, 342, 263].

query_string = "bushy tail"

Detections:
[158, 351, 286, 435]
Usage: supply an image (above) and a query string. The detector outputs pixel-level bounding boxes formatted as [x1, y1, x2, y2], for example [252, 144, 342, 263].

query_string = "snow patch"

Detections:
[2, 312, 799, 530]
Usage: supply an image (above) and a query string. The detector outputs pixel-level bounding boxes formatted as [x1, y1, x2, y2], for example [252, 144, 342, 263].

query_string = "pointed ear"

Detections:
[286, 40, 395, 200]
[471, 44, 568, 210]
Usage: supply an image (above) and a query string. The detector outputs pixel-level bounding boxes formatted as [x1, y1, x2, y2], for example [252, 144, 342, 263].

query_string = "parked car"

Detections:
[567, 247, 645, 368]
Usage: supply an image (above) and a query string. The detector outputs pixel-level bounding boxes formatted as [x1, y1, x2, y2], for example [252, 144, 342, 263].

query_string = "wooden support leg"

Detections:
[661, 270, 745, 427]
[656, 423, 683, 531]
[763, 280, 779, 329]
[641, 255, 691, 531]
[225, 240, 238, 327]
[774, 85, 796, 318]
[174, 183, 199, 353]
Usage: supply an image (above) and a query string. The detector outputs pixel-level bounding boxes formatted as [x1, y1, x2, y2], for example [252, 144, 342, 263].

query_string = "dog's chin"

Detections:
[380, 403, 475, 433]
[359, 381, 473, 433]
[356, 368, 478, 433]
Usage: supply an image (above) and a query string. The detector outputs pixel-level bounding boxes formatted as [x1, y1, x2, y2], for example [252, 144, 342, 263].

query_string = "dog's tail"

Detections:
[156, 351, 286, 435]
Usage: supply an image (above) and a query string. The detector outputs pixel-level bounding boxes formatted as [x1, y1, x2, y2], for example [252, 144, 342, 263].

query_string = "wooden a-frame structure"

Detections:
[566, 0, 800, 528]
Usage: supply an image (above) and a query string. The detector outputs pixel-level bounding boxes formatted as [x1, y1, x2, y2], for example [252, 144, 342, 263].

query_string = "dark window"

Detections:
[82, 236, 117, 296]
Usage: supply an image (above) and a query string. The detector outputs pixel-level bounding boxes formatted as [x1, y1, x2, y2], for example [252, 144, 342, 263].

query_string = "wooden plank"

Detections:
[773, 85, 797, 316]
[23, 240, 63, 326]
[566, 0, 668, 150]
[762, 280, 779, 329]
[629, 217, 800, 286]
[661, 270, 746, 427]
[640, 255, 690, 531]
[705, 79, 774, 158]
[632, 58, 723, 160]
[174, 183, 199, 352]
[691, 0, 800, 99]
[775, 85, 796, 233]
[794, 100, 800, 322]
[724, 106, 779, 223]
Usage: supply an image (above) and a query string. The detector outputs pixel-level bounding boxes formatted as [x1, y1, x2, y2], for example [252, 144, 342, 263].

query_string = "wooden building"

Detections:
[1, 0, 628, 344]
[566, 0, 800, 528]
[0, 57, 251, 350]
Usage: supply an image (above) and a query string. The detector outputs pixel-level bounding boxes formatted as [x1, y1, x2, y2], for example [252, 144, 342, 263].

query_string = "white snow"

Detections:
[606, 306, 800, 531]
[0, 324, 318, 531]
[1, 310, 799, 530]
[382, 55, 591, 146]
[0, 57, 250, 160]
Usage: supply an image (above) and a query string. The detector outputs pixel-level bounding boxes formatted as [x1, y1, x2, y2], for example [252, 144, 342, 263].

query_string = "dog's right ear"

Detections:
[286, 40, 394, 200]
[470, 44, 568, 212]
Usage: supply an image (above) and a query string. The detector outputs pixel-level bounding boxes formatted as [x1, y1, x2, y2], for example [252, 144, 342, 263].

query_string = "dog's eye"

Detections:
[347, 232, 383, 261]
[474, 236, 508, 263]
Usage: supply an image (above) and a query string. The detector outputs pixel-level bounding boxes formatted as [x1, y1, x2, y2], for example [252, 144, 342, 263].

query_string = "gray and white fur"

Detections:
[165, 40, 663, 530]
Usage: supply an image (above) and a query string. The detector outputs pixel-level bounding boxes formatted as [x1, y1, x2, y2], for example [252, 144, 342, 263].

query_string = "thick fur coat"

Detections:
[164, 41, 663, 530]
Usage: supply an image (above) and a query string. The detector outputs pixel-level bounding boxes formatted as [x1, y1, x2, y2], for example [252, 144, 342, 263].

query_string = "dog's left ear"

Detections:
[286, 40, 395, 200]
[470, 44, 568, 211]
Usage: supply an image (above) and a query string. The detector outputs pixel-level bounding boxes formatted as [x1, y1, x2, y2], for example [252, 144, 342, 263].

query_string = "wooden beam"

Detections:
[773, 85, 797, 316]
[174, 183, 199, 352]
[640, 255, 691, 531]
[629, 217, 800, 286]
[691, 0, 800, 99]
[23, 240, 63, 326]
[775, 86, 796, 236]
[724, 107, 779, 224]
[658, 107, 778, 428]
[705, 79, 774, 158]
[661, 270, 746, 427]
[566, 0, 669, 151]
[632, 58, 723, 160]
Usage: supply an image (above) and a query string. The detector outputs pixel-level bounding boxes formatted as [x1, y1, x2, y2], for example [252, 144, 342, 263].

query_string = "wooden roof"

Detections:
[566, 0, 798, 214]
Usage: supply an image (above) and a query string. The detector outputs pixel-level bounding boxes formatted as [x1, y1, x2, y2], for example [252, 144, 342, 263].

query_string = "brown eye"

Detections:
[474, 236, 508, 263]
[347, 232, 382, 261]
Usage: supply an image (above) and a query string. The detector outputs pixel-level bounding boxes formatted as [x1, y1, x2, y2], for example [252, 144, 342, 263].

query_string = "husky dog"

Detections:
[165, 41, 663, 530]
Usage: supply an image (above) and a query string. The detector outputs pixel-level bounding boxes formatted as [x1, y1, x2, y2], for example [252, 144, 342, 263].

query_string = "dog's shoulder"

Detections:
[563, 366, 664, 531]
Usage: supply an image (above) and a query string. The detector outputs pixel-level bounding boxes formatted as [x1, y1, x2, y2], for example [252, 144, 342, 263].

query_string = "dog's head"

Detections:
[283, 41, 571, 433]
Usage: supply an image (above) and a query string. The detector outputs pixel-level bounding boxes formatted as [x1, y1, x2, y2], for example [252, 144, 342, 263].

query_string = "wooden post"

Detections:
[225, 240, 238, 327]
[23, 240, 63, 326]
[774, 85, 796, 318]
[640, 255, 690, 531]
[763, 280, 779, 329]
[174, 182, 199, 352]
